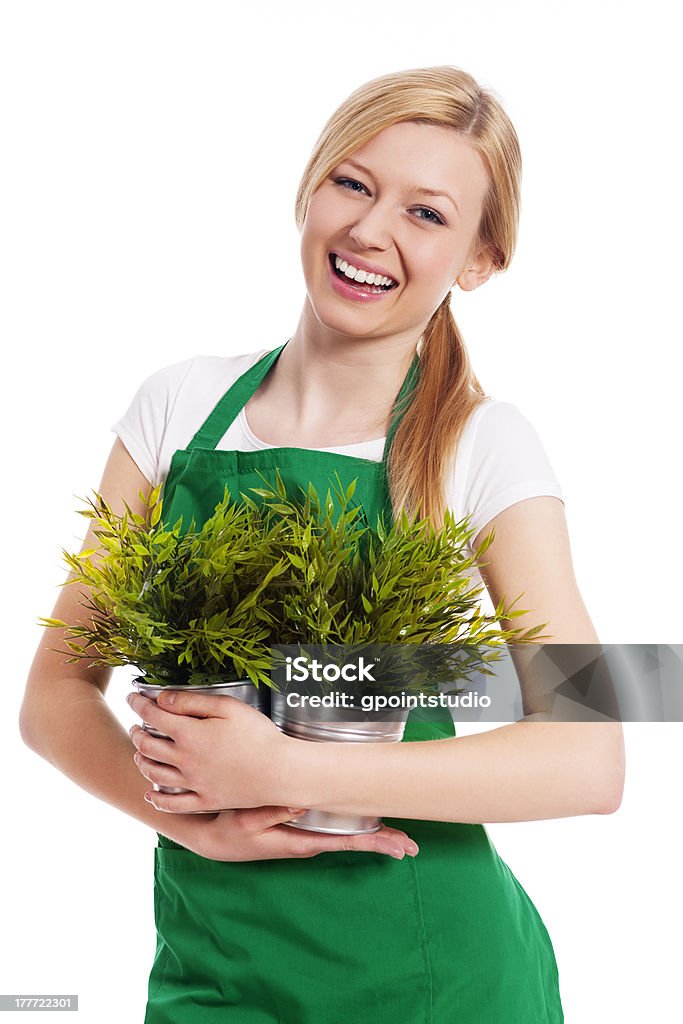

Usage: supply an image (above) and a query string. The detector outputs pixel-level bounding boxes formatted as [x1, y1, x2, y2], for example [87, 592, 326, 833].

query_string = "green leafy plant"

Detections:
[246, 469, 548, 696]
[40, 470, 547, 695]
[40, 483, 290, 688]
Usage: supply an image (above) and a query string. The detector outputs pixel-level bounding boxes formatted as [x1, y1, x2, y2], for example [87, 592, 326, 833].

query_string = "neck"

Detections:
[267, 307, 421, 436]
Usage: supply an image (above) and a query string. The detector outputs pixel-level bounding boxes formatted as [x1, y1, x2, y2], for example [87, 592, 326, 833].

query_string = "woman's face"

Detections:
[300, 121, 494, 344]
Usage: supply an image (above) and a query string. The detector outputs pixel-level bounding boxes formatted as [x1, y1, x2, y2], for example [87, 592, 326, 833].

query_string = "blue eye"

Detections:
[415, 207, 445, 226]
[332, 177, 445, 226]
[334, 177, 368, 194]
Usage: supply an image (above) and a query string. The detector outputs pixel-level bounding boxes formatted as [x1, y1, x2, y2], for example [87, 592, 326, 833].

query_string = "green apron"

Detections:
[145, 342, 564, 1023]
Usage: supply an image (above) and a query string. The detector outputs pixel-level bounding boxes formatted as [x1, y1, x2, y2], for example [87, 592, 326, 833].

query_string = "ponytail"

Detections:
[386, 297, 487, 530]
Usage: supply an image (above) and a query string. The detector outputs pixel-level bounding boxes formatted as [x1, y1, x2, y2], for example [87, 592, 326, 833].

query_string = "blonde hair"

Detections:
[294, 66, 522, 530]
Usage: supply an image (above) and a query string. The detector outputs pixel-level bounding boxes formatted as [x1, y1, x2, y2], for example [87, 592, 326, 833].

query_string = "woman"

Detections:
[21, 66, 625, 1022]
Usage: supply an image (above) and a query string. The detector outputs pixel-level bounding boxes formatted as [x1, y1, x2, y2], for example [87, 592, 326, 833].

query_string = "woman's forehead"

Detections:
[340, 123, 489, 207]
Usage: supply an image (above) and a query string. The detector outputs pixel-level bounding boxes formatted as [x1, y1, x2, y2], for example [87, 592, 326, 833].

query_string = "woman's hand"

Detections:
[168, 805, 419, 862]
[127, 689, 293, 812]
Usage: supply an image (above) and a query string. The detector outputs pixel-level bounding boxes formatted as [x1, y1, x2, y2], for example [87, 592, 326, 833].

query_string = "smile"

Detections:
[328, 253, 399, 301]
[331, 253, 398, 289]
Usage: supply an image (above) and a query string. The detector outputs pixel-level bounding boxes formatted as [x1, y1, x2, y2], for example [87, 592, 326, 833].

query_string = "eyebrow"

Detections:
[342, 158, 461, 215]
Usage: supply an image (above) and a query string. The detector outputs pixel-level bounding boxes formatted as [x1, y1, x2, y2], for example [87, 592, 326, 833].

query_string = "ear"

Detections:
[454, 246, 498, 293]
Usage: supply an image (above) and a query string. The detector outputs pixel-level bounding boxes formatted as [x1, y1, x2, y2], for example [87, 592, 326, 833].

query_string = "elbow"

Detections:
[593, 770, 622, 815]
[556, 720, 625, 816]
[19, 706, 37, 751]
[590, 726, 626, 815]
[19, 695, 46, 754]
[595, 784, 624, 815]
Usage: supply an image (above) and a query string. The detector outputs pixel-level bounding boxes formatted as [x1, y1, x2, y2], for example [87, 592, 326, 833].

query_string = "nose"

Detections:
[347, 200, 394, 252]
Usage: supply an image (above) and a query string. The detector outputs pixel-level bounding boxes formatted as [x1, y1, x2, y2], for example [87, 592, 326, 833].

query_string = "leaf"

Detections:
[267, 503, 296, 516]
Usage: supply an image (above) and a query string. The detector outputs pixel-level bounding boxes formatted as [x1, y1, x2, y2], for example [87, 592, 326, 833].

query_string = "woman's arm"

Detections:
[131, 496, 625, 823]
[21, 439, 419, 860]
[18, 439, 199, 841]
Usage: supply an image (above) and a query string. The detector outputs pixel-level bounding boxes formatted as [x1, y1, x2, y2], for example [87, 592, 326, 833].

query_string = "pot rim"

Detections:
[132, 676, 258, 689]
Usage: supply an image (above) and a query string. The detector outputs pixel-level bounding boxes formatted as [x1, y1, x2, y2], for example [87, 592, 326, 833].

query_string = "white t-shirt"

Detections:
[110, 347, 565, 559]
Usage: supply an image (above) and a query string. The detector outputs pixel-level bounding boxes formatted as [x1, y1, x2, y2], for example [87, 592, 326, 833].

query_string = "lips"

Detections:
[328, 256, 399, 295]
[326, 253, 397, 303]
[328, 256, 397, 294]
[329, 251, 399, 287]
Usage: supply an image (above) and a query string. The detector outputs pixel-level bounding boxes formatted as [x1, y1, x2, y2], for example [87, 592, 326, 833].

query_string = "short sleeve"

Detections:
[110, 357, 196, 484]
[454, 400, 565, 544]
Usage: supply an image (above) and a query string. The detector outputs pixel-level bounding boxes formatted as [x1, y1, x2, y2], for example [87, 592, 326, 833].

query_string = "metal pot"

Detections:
[132, 677, 269, 796]
[269, 691, 410, 835]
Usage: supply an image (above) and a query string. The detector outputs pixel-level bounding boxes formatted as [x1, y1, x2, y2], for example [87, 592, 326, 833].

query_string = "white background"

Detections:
[2, 1, 681, 1021]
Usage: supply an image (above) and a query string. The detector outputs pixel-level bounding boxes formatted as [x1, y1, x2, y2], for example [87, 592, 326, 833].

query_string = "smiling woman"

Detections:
[294, 110, 503, 526]
[21, 64, 623, 1024]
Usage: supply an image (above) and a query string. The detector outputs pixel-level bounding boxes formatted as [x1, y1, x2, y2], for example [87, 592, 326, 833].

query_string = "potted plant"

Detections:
[40, 473, 545, 826]
[243, 470, 547, 835]
[39, 482, 290, 794]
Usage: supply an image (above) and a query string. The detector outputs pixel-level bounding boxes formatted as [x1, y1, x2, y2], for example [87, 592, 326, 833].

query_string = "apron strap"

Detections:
[381, 350, 420, 464]
[188, 342, 288, 451]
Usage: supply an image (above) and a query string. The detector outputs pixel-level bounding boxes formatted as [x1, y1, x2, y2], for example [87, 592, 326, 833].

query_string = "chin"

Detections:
[310, 303, 382, 339]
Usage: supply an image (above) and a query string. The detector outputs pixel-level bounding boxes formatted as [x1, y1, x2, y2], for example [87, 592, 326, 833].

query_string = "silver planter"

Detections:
[270, 691, 410, 835]
[132, 677, 269, 797]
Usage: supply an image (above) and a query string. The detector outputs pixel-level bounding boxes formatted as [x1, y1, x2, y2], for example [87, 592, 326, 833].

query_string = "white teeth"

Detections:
[334, 255, 396, 288]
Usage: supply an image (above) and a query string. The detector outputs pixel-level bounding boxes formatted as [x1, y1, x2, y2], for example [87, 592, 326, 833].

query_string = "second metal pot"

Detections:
[270, 691, 410, 835]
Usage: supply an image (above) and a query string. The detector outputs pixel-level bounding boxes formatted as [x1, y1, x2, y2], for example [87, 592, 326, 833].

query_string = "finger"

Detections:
[129, 724, 183, 769]
[336, 833, 408, 858]
[261, 817, 418, 860]
[127, 690, 235, 739]
[133, 751, 186, 789]
[238, 805, 308, 834]
[127, 692, 182, 742]
[244, 808, 418, 849]
[279, 816, 419, 857]
[331, 831, 420, 859]
[282, 829, 410, 860]
[143, 787, 213, 814]
[374, 825, 420, 855]
[155, 689, 243, 719]
[127, 692, 190, 741]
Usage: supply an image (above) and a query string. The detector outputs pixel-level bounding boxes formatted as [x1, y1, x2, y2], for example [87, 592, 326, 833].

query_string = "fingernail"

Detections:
[407, 843, 419, 856]
[158, 690, 176, 704]
[288, 808, 306, 816]
[389, 847, 405, 859]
